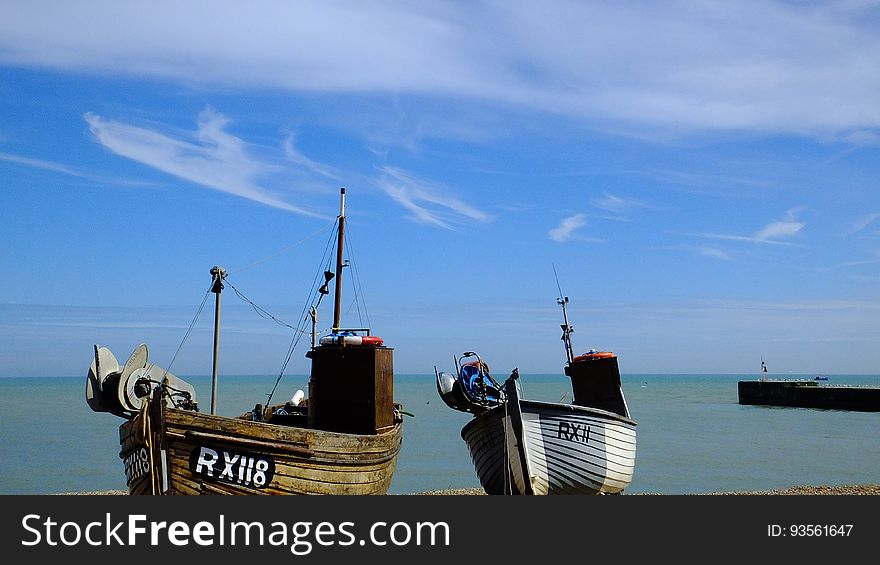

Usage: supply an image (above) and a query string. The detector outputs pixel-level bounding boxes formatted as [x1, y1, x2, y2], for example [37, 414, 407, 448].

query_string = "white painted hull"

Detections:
[461, 399, 637, 495]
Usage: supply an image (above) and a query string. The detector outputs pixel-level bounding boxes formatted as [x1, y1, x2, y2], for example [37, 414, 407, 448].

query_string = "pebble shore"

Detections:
[59, 484, 880, 496]
[408, 485, 880, 495]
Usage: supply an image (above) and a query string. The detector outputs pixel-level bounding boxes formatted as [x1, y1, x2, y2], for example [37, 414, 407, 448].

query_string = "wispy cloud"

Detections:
[590, 193, 630, 213]
[817, 249, 880, 272]
[841, 212, 880, 236]
[590, 192, 652, 220]
[281, 133, 340, 180]
[0, 150, 159, 188]
[85, 107, 328, 217]
[644, 168, 775, 196]
[660, 244, 734, 261]
[3, 2, 880, 139]
[697, 297, 880, 313]
[698, 246, 734, 261]
[549, 213, 592, 242]
[692, 207, 805, 245]
[752, 208, 805, 241]
[375, 166, 489, 229]
[0, 152, 87, 177]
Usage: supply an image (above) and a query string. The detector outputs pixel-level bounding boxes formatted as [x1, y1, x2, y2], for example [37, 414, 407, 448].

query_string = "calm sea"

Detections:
[1, 373, 878, 495]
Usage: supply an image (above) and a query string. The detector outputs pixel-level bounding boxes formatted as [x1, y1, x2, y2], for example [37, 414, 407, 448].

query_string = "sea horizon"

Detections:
[5, 371, 876, 379]
[2, 373, 878, 496]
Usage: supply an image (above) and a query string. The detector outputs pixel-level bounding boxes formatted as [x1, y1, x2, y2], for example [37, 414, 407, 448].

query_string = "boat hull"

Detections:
[119, 400, 403, 495]
[461, 400, 637, 495]
[738, 380, 880, 412]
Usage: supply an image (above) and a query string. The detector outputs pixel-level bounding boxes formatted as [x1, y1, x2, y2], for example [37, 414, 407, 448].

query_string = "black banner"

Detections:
[3, 495, 876, 563]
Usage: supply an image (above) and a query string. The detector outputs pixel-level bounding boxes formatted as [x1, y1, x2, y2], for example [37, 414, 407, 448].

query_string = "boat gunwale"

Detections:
[460, 399, 636, 439]
[161, 404, 404, 440]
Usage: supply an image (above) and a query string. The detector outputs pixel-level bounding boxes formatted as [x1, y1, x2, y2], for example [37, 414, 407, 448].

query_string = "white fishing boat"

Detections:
[435, 295, 637, 495]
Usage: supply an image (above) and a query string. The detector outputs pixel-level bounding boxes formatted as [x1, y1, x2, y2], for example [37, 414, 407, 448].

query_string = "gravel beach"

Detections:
[58, 484, 880, 495]
[409, 485, 880, 495]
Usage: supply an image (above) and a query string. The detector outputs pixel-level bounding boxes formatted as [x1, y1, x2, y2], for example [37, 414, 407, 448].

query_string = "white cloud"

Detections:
[85, 108, 327, 216]
[0, 152, 86, 177]
[0, 151, 160, 188]
[817, 249, 880, 271]
[590, 192, 651, 219]
[375, 166, 489, 229]
[698, 246, 734, 261]
[281, 134, 340, 180]
[549, 213, 587, 242]
[752, 209, 805, 241]
[841, 212, 880, 236]
[2, 2, 879, 139]
[692, 208, 805, 245]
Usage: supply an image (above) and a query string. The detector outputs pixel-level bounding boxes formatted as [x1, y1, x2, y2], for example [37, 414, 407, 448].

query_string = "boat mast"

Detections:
[558, 296, 574, 364]
[332, 187, 346, 332]
[209, 265, 227, 415]
[554, 264, 574, 364]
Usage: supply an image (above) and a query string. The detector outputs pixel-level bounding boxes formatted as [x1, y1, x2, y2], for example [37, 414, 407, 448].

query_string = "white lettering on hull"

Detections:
[190, 446, 274, 489]
[122, 447, 150, 486]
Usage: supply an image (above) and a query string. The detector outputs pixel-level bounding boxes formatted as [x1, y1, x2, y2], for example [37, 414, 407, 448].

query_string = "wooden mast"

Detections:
[209, 265, 226, 415]
[332, 187, 345, 332]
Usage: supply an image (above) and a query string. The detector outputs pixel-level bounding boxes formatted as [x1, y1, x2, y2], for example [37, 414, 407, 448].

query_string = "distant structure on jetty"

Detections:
[738, 362, 880, 412]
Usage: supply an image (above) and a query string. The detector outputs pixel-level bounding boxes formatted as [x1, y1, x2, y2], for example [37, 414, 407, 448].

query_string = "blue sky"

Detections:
[1, 1, 879, 379]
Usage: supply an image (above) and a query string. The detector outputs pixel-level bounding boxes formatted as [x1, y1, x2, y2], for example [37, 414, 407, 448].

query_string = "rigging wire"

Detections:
[225, 279, 299, 332]
[342, 224, 371, 330]
[229, 222, 335, 275]
[154, 218, 345, 410]
[225, 274, 340, 402]
[265, 217, 341, 407]
[205, 209, 374, 409]
[552, 262, 565, 298]
[162, 282, 214, 378]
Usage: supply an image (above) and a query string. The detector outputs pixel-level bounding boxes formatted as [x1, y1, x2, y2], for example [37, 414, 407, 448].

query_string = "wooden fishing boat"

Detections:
[86, 188, 404, 495]
[435, 295, 637, 495]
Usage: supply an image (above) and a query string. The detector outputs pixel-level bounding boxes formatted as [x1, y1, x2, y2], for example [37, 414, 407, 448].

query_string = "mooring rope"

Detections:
[136, 398, 159, 495]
